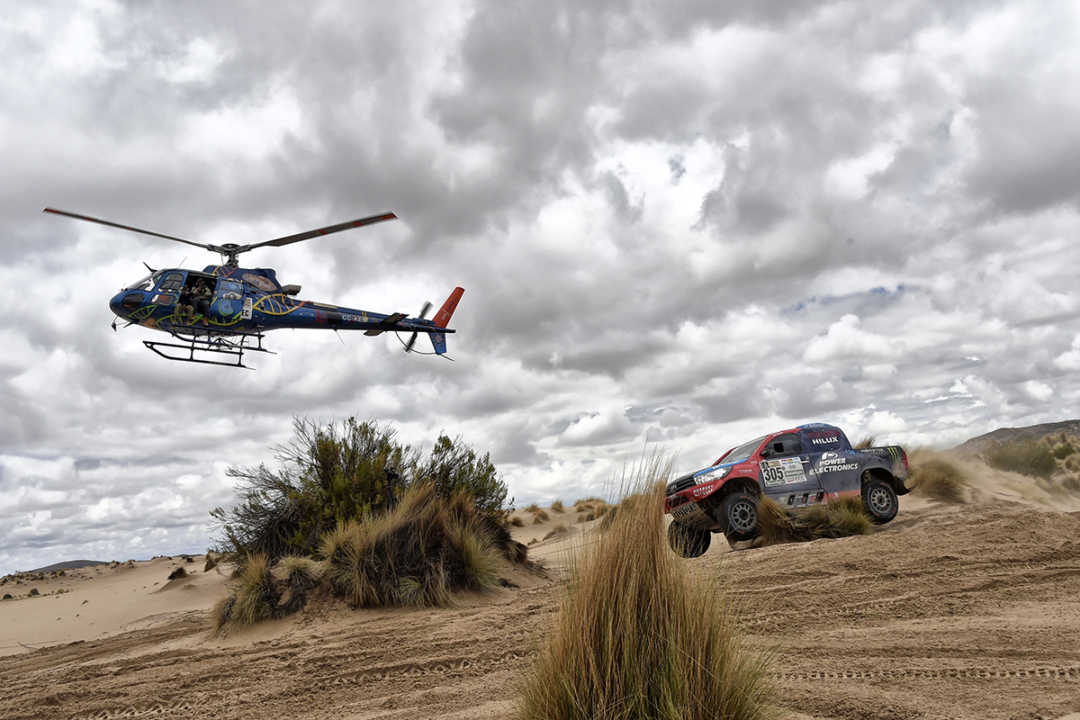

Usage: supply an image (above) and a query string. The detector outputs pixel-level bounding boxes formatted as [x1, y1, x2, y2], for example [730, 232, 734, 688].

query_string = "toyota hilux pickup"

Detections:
[664, 423, 910, 557]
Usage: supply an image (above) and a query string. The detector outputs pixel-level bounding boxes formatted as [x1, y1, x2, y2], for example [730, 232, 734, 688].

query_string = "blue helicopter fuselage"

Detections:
[108, 265, 448, 339]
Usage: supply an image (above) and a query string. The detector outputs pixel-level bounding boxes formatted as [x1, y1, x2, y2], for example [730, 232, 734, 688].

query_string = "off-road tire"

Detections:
[862, 474, 898, 524]
[722, 491, 760, 541]
[668, 522, 711, 558]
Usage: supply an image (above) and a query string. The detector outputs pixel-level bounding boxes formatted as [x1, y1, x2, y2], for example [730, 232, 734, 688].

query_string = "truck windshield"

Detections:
[722, 435, 768, 464]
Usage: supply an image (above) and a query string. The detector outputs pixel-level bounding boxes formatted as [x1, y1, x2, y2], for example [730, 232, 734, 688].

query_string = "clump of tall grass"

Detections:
[275, 555, 322, 614]
[551, 500, 565, 513]
[987, 440, 1056, 479]
[1053, 441, 1075, 460]
[519, 462, 772, 720]
[532, 509, 550, 524]
[214, 554, 279, 633]
[757, 497, 872, 546]
[320, 483, 499, 608]
[908, 451, 966, 502]
[543, 524, 569, 541]
[509, 515, 525, 527]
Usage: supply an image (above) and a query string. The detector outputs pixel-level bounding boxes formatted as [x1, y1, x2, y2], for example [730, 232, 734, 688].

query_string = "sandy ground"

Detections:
[2, 473, 1080, 719]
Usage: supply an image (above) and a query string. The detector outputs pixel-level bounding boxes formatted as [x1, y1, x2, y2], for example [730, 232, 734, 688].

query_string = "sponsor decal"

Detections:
[817, 455, 859, 473]
[242, 297, 253, 320]
[760, 457, 807, 487]
[810, 435, 839, 445]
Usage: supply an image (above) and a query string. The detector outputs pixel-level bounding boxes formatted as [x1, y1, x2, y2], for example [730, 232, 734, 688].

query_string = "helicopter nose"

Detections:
[109, 292, 125, 316]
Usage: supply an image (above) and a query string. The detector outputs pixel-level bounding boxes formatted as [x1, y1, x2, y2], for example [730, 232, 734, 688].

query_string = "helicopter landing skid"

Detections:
[143, 328, 274, 369]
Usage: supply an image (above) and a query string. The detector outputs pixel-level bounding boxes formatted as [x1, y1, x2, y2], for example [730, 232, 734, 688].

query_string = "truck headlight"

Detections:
[695, 466, 730, 484]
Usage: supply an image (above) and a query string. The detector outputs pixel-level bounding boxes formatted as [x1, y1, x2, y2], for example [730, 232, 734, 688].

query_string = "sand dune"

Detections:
[2, 457, 1079, 718]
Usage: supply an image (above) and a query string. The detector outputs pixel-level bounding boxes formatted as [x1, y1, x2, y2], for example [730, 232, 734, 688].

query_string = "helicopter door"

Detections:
[212, 279, 245, 321]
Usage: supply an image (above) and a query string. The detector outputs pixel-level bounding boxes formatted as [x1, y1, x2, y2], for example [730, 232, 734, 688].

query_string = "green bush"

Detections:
[212, 417, 512, 560]
[987, 440, 1057, 479]
[1053, 442, 1075, 460]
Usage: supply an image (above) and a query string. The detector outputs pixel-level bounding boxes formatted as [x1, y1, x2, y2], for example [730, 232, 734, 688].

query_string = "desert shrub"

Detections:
[167, 567, 187, 581]
[28, 588, 39, 597]
[1053, 442, 1075, 460]
[414, 434, 509, 517]
[532, 509, 550, 524]
[204, 553, 219, 572]
[214, 554, 279, 633]
[524, 503, 540, 513]
[509, 515, 525, 527]
[908, 454, 966, 503]
[212, 417, 511, 560]
[987, 440, 1056, 479]
[757, 497, 872, 545]
[520, 466, 771, 720]
[320, 483, 499, 608]
[551, 500, 565, 513]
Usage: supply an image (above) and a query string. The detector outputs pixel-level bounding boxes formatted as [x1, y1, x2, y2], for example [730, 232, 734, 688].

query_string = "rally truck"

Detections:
[664, 423, 911, 557]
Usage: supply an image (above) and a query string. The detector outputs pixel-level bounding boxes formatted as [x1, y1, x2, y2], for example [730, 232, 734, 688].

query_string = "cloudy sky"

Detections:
[1, 0, 1078, 573]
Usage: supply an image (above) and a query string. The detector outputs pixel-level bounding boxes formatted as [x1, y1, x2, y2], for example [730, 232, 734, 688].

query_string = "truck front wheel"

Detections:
[722, 491, 760, 541]
[667, 522, 711, 558]
[861, 474, 898, 524]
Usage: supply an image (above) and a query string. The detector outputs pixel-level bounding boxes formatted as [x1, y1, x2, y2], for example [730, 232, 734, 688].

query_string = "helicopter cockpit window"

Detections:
[125, 271, 160, 291]
[156, 272, 185, 294]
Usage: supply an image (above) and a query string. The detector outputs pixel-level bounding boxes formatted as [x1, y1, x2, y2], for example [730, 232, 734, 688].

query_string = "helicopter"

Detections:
[44, 207, 464, 369]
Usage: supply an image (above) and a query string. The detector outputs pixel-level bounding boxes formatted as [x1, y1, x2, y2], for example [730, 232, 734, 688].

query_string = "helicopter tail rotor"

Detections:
[403, 301, 433, 353]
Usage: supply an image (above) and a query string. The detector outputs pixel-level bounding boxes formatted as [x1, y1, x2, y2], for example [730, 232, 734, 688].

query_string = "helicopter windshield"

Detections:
[124, 271, 161, 291]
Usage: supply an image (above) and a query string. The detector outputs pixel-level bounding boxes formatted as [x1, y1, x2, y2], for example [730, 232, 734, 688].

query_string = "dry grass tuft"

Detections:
[275, 555, 322, 613]
[509, 515, 525, 527]
[908, 451, 966, 502]
[320, 483, 499, 608]
[215, 554, 278, 633]
[551, 500, 565, 513]
[519, 462, 772, 720]
[543, 524, 569, 541]
[524, 503, 540, 513]
[757, 497, 872, 545]
[203, 553, 219, 572]
[532, 509, 550, 524]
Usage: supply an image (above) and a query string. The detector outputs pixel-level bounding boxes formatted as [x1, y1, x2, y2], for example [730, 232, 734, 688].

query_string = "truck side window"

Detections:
[767, 434, 802, 457]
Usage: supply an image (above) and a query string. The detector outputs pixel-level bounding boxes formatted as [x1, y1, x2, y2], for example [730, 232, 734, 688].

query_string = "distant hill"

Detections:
[955, 419, 1080, 455]
[28, 559, 108, 573]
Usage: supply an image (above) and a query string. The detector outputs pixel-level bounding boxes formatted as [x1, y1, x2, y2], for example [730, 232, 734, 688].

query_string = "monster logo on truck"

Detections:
[664, 423, 911, 557]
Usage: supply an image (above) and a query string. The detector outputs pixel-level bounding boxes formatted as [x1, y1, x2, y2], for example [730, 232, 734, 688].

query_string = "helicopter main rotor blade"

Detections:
[242, 212, 398, 252]
[43, 207, 213, 252]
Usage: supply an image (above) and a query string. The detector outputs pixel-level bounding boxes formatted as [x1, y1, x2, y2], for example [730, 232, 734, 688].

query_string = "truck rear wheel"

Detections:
[862, 474, 898, 524]
[722, 491, 760, 541]
[667, 522, 711, 558]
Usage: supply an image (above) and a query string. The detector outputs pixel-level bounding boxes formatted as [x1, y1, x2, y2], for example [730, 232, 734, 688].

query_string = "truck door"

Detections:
[758, 433, 823, 507]
[801, 428, 861, 496]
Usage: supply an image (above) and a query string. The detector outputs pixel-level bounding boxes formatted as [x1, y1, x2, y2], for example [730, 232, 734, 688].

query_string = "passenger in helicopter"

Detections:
[193, 280, 213, 317]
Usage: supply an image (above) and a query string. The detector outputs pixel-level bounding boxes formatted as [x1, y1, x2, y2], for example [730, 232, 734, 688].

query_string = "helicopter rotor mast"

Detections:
[42, 208, 398, 267]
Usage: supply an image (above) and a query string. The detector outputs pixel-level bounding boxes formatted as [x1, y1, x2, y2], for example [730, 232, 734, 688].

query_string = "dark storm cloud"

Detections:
[2, 0, 1080, 571]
